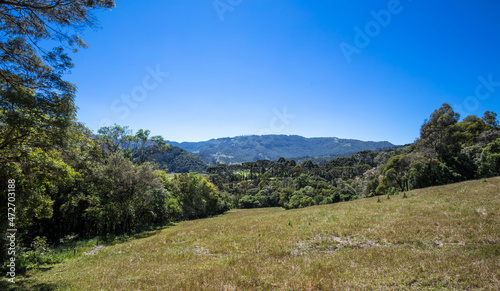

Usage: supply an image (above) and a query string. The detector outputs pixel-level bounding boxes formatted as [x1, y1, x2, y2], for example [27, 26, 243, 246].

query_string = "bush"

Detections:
[238, 195, 261, 209]
[171, 173, 230, 219]
[284, 189, 315, 209]
[16, 236, 57, 272]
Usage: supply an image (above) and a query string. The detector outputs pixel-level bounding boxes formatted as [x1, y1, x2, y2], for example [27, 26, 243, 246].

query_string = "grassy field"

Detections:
[3, 177, 500, 290]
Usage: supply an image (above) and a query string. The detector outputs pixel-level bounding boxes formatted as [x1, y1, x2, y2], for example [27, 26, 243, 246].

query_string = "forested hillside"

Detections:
[169, 135, 394, 164]
[146, 145, 208, 173]
[0, 123, 230, 242]
[206, 104, 500, 210]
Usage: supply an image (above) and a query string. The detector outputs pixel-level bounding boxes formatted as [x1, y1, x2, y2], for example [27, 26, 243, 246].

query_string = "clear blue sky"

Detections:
[67, 0, 500, 145]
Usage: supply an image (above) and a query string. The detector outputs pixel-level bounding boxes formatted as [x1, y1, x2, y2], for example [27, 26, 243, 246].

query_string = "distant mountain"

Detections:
[146, 145, 208, 173]
[167, 135, 395, 165]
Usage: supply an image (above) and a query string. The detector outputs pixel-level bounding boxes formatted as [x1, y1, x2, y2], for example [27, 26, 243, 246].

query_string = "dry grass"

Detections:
[4, 177, 500, 290]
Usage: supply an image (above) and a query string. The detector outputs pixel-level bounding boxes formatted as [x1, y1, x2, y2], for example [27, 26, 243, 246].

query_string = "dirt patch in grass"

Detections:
[179, 246, 211, 255]
[83, 245, 106, 255]
[292, 236, 500, 255]
[292, 236, 382, 255]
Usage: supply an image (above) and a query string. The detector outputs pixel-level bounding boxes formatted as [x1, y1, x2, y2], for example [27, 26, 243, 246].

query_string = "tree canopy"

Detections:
[0, 0, 116, 154]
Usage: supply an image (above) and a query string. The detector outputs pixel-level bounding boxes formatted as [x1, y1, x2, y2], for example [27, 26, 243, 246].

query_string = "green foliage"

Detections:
[164, 197, 182, 221]
[208, 148, 397, 209]
[0, 1, 116, 230]
[279, 187, 294, 206]
[239, 195, 262, 209]
[79, 153, 175, 234]
[0, 0, 116, 157]
[1, 119, 204, 248]
[147, 145, 208, 173]
[375, 182, 388, 196]
[284, 193, 314, 210]
[478, 137, 500, 177]
[0, 0, 116, 264]
[205, 105, 499, 212]
[96, 125, 169, 163]
[292, 164, 303, 177]
[171, 173, 230, 220]
[258, 172, 271, 189]
[0, 0, 115, 84]
[16, 236, 55, 272]
[283, 187, 315, 209]
[296, 173, 310, 189]
[417, 103, 461, 161]
[482, 111, 499, 129]
[373, 105, 500, 196]
[380, 154, 410, 191]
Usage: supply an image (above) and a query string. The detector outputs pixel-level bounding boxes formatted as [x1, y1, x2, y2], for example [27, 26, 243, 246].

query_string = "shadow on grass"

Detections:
[0, 222, 177, 289]
[0, 279, 60, 291]
[37, 266, 53, 272]
[100, 222, 175, 246]
[0, 225, 172, 290]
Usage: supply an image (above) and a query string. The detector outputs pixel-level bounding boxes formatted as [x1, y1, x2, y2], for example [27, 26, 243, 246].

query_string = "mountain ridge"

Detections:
[166, 134, 395, 165]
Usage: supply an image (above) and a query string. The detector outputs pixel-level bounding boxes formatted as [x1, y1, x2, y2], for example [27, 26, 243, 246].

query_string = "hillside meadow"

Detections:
[3, 177, 499, 290]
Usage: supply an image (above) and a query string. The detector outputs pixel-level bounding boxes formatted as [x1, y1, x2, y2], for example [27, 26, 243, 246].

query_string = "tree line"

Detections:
[0, 0, 230, 271]
[206, 105, 500, 209]
[0, 122, 230, 246]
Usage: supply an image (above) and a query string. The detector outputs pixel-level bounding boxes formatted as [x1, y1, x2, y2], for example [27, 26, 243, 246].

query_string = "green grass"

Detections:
[3, 177, 500, 290]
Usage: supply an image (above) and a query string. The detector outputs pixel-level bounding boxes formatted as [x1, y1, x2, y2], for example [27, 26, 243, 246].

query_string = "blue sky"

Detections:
[67, 0, 500, 145]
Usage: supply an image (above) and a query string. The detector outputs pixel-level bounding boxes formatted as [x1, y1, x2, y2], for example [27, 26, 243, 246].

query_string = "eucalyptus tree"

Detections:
[0, 0, 116, 147]
[0, 0, 115, 246]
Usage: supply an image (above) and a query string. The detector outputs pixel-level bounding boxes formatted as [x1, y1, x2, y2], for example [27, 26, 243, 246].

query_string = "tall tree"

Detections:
[0, 1, 115, 142]
[482, 111, 499, 129]
[0, 0, 115, 253]
[417, 103, 460, 161]
[96, 125, 169, 163]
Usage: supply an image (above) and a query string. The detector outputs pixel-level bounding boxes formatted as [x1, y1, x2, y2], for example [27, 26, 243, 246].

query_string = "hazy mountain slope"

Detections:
[168, 135, 394, 164]
[146, 145, 208, 173]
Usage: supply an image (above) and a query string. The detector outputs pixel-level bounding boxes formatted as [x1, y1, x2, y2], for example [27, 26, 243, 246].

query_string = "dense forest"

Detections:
[0, 122, 231, 269]
[146, 145, 208, 173]
[205, 105, 500, 209]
